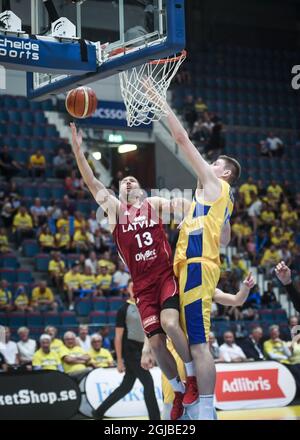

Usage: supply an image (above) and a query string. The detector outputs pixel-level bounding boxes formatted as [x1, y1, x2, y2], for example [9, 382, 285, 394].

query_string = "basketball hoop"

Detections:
[119, 50, 186, 127]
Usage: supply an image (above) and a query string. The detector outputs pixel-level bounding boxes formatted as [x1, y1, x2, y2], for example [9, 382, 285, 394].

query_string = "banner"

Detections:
[83, 367, 163, 418]
[0, 35, 96, 74]
[0, 371, 81, 420]
[215, 361, 296, 410]
[83, 100, 152, 129]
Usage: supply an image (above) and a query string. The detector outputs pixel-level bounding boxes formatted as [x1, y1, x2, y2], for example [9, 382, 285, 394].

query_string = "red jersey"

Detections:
[113, 199, 173, 290]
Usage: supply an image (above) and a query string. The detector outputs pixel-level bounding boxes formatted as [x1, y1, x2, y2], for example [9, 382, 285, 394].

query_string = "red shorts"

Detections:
[134, 270, 179, 337]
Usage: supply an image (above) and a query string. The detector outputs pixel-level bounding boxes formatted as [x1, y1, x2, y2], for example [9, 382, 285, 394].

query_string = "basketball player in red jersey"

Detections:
[70, 123, 197, 419]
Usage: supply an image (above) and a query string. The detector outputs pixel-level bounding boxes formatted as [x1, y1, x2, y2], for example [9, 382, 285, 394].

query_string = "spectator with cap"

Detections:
[219, 331, 247, 363]
[32, 334, 63, 371]
[239, 326, 265, 361]
[44, 326, 64, 354]
[77, 325, 92, 351]
[0, 327, 19, 369]
[17, 327, 36, 369]
[88, 334, 114, 368]
[60, 331, 91, 380]
[31, 281, 58, 312]
[63, 261, 82, 310]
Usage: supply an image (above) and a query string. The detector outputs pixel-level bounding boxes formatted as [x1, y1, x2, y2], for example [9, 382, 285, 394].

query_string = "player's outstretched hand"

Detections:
[275, 261, 292, 285]
[241, 272, 255, 292]
[70, 122, 83, 155]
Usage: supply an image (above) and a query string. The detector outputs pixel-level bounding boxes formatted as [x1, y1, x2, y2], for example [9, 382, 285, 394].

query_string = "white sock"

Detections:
[169, 376, 185, 393]
[184, 361, 195, 377]
[198, 395, 215, 420]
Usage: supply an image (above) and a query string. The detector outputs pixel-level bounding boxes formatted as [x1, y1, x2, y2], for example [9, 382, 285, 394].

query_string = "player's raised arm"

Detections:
[70, 123, 120, 216]
[213, 273, 255, 306]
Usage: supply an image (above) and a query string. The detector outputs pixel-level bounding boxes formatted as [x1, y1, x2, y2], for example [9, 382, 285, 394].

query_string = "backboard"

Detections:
[19, 0, 185, 99]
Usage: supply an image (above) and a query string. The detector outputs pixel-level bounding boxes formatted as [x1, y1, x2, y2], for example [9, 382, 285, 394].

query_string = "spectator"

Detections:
[77, 325, 92, 351]
[265, 132, 284, 157]
[63, 262, 82, 310]
[288, 316, 299, 339]
[230, 254, 247, 281]
[194, 97, 208, 116]
[263, 325, 291, 364]
[219, 331, 247, 363]
[262, 282, 279, 308]
[55, 225, 71, 253]
[281, 205, 298, 227]
[80, 266, 97, 297]
[239, 177, 258, 207]
[208, 332, 224, 362]
[74, 211, 86, 231]
[0, 327, 19, 368]
[220, 253, 229, 272]
[205, 122, 225, 160]
[38, 225, 55, 252]
[29, 150, 46, 179]
[47, 199, 62, 221]
[32, 334, 63, 371]
[65, 170, 85, 199]
[53, 149, 70, 178]
[60, 331, 91, 380]
[0, 352, 8, 372]
[110, 170, 124, 194]
[31, 281, 58, 312]
[13, 206, 34, 248]
[95, 264, 112, 297]
[60, 196, 76, 216]
[278, 243, 292, 267]
[260, 203, 276, 229]
[99, 251, 116, 274]
[88, 211, 99, 235]
[267, 180, 283, 202]
[99, 326, 112, 350]
[88, 334, 114, 368]
[239, 326, 265, 361]
[247, 194, 263, 232]
[48, 251, 66, 291]
[243, 284, 261, 309]
[85, 251, 99, 275]
[261, 245, 281, 275]
[72, 226, 93, 253]
[1, 196, 15, 228]
[44, 325, 64, 354]
[0, 227, 11, 253]
[182, 95, 197, 132]
[112, 261, 130, 291]
[14, 286, 32, 312]
[0, 145, 23, 181]
[30, 198, 47, 227]
[0, 280, 13, 312]
[289, 333, 300, 366]
[17, 327, 36, 369]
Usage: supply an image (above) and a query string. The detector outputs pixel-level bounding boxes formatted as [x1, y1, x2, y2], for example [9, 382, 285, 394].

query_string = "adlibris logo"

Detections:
[216, 369, 285, 401]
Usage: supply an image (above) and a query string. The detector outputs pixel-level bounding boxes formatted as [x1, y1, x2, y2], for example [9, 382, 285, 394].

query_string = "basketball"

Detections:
[65, 86, 97, 119]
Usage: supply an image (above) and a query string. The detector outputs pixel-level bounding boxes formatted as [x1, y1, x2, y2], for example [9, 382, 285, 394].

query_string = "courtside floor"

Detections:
[97, 405, 300, 420]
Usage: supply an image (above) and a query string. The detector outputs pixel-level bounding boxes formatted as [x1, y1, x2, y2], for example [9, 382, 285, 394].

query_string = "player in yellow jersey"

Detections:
[164, 105, 241, 420]
[161, 273, 255, 419]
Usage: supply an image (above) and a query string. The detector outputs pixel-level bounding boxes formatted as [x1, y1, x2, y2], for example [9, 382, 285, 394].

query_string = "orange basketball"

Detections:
[65, 86, 97, 118]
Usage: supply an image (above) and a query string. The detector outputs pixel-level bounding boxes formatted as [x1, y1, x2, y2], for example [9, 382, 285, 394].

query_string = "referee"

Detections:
[275, 261, 300, 313]
[92, 280, 161, 420]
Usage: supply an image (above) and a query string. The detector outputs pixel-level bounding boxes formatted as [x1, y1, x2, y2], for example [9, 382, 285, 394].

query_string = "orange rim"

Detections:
[108, 48, 187, 64]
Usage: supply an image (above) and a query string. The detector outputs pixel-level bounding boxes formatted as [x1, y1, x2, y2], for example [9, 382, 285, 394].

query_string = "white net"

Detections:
[119, 51, 186, 127]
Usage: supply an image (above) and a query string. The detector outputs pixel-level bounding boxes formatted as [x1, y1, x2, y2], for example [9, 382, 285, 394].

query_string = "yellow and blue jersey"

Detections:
[175, 179, 234, 345]
[174, 179, 234, 273]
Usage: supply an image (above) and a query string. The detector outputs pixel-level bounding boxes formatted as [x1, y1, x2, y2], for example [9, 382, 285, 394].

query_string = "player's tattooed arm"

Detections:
[70, 123, 120, 217]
